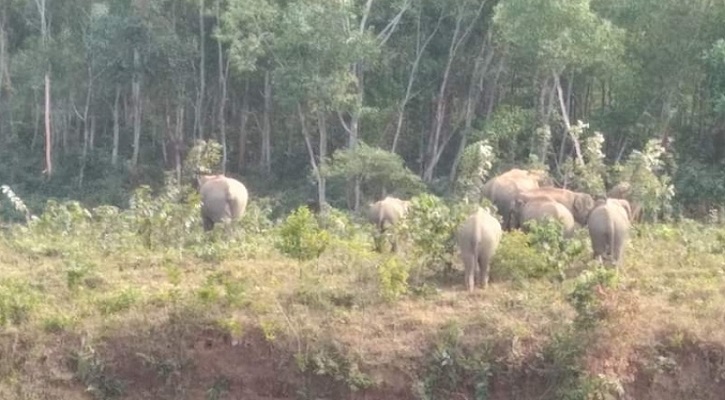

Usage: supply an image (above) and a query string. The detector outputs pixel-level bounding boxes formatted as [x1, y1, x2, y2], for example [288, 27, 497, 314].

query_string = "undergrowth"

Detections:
[0, 186, 725, 399]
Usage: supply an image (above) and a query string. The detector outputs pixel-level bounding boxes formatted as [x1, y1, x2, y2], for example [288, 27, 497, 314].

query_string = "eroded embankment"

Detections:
[5, 314, 725, 400]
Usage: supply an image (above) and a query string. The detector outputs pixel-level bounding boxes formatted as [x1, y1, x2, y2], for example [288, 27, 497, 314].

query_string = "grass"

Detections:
[0, 207, 725, 399]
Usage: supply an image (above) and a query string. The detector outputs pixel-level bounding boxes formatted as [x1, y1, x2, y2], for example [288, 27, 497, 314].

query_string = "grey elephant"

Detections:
[198, 174, 249, 231]
[456, 207, 503, 292]
[514, 187, 595, 226]
[587, 198, 631, 266]
[366, 196, 411, 252]
[481, 168, 551, 230]
[511, 197, 576, 238]
[607, 182, 642, 223]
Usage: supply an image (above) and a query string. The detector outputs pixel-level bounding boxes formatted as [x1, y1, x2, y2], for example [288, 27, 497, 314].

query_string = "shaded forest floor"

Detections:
[1, 220, 725, 399]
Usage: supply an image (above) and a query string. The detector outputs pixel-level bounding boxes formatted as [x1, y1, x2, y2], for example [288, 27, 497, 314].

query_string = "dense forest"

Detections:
[1, 0, 724, 217]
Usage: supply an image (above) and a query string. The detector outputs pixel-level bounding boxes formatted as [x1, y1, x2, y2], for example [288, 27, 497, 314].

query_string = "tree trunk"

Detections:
[111, 85, 121, 165]
[391, 10, 442, 153]
[44, 73, 52, 176]
[554, 71, 583, 165]
[316, 110, 327, 207]
[422, 1, 485, 182]
[298, 104, 323, 207]
[31, 89, 40, 149]
[175, 104, 184, 183]
[449, 29, 494, 186]
[238, 82, 249, 172]
[78, 64, 93, 187]
[131, 48, 142, 167]
[261, 70, 272, 174]
[196, 0, 205, 140]
[216, 0, 227, 173]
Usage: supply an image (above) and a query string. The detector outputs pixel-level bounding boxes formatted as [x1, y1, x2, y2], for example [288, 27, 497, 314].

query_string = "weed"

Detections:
[376, 255, 409, 302]
[70, 341, 125, 399]
[0, 279, 40, 326]
[97, 288, 141, 316]
[206, 376, 230, 400]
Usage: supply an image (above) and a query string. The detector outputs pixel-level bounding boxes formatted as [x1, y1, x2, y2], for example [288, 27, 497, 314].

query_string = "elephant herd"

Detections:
[196, 169, 634, 294]
[366, 168, 635, 293]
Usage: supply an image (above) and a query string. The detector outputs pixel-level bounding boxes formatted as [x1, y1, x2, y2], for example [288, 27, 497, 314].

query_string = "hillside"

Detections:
[1, 199, 724, 400]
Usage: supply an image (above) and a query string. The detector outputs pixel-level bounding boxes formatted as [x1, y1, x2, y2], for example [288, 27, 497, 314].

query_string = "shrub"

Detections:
[404, 194, 470, 275]
[0, 279, 40, 326]
[567, 267, 620, 330]
[376, 256, 410, 302]
[276, 206, 330, 263]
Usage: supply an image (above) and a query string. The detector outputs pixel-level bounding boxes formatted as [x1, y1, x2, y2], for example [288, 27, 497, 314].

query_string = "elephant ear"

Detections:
[573, 194, 595, 223]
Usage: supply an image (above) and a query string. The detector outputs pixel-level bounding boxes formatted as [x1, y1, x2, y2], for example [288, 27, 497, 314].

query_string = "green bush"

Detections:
[567, 267, 620, 330]
[404, 194, 470, 275]
[276, 206, 330, 262]
[0, 279, 40, 326]
[376, 256, 410, 302]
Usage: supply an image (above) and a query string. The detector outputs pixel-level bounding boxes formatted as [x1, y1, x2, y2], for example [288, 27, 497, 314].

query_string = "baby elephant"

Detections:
[367, 196, 411, 252]
[587, 198, 631, 266]
[511, 198, 576, 238]
[456, 208, 503, 292]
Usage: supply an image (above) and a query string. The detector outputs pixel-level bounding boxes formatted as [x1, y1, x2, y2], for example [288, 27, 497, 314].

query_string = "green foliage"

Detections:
[376, 256, 410, 302]
[183, 139, 224, 177]
[494, 0, 624, 71]
[493, 230, 553, 282]
[617, 138, 676, 221]
[97, 288, 141, 316]
[494, 220, 586, 282]
[416, 321, 492, 400]
[482, 105, 537, 165]
[567, 267, 620, 330]
[299, 342, 373, 392]
[562, 125, 607, 194]
[71, 342, 125, 399]
[129, 176, 201, 250]
[324, 142, 425, 201]
[403, 194, 470, 274]
[276, 206, 330, 262]
[0, 279, 40, 326]
[455, 140, 496, 202]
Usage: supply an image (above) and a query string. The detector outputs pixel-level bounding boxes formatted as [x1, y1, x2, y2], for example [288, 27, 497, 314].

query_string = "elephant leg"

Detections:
[203, 216, 215, 232]
[463, 253, 476, 293]
[478, 251, 492, 289]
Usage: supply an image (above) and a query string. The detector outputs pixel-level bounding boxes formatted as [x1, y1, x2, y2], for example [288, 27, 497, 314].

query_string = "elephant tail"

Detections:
[607, 210, 616, 259]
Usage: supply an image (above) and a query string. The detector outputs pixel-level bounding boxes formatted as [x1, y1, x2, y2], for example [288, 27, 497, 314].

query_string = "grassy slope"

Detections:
[1, 219, 725, 400]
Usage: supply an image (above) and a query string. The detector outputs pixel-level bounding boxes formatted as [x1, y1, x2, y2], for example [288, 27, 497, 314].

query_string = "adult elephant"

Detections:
[514, 187, 595, 226]
[366, 196, 411, 252]
[456, 207, 503, 292]
[511, 197, 576, 238]
[587, 198, 631, 266]
[607, 182, 642, 223]
[481, 168, 551, 230]
[197, 174, 249, 232]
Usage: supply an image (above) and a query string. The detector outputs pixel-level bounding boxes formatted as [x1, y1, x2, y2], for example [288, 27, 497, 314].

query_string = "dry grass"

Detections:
[0, 218, 725, 399]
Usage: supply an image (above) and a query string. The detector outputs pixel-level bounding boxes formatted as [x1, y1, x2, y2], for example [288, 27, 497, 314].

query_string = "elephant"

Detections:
[513, 187, 595, 226]
[366, 196, 411, 252]
[587, 198, 631, 266]
[607, 182, 642, 222]
[481, 168, 551, 230]
[456, 207, 503, 292]
[197, 174, 249, 232]
[511, 197, 576, 238]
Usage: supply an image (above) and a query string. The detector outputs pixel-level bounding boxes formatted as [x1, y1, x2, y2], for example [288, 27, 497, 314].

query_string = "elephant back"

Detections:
[200, 176, 249, 222]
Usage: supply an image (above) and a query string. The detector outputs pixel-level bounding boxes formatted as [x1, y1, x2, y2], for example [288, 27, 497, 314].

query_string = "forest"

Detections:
[0, 0, 724, 217]
[2, 1, 725, 399]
